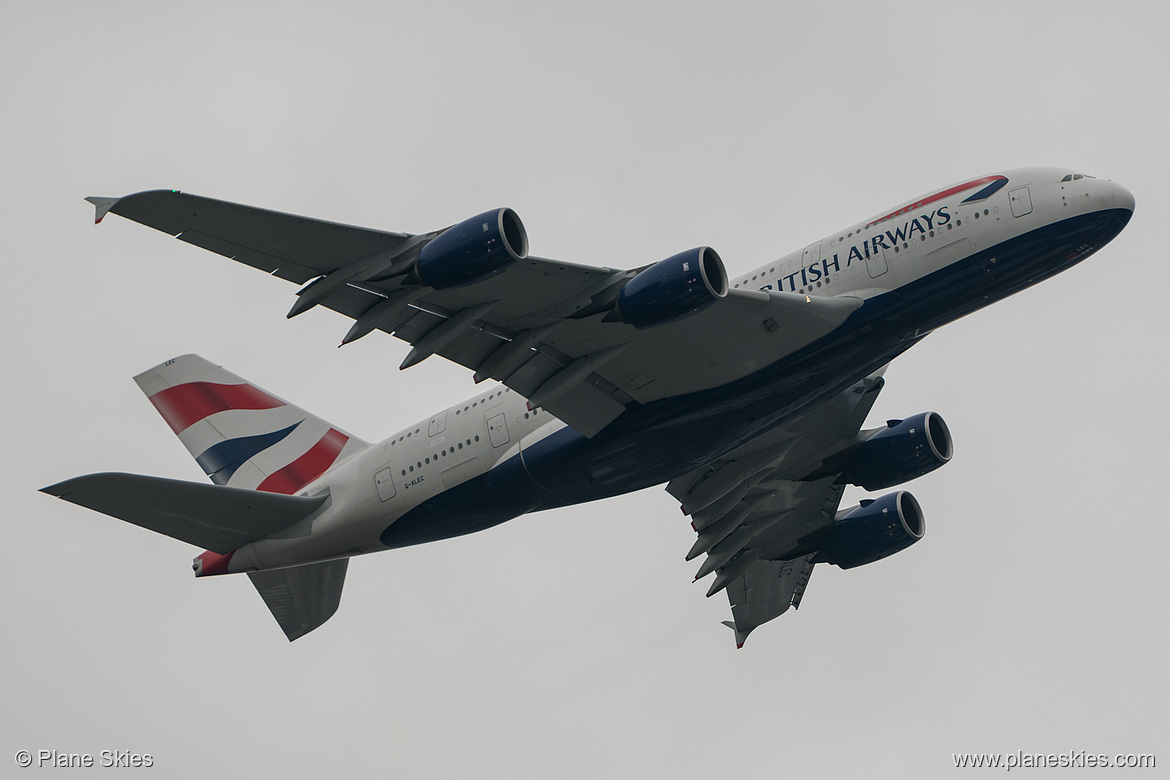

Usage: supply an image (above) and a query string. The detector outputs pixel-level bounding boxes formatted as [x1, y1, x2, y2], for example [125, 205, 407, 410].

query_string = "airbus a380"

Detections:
[43, 167, 1134, 645]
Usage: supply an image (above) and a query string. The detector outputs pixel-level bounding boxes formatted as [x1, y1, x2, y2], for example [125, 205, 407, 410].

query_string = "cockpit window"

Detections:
[1061, 173, 1095, 182]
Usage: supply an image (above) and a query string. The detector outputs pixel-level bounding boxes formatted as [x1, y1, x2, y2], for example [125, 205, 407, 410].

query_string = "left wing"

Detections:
[91, 191, 861, 437]
[667, 371, 887, 646]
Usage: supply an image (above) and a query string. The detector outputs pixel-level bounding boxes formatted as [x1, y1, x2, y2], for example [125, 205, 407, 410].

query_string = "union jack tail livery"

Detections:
[134, 355, 368, 494]
[43, 355, 371, 640]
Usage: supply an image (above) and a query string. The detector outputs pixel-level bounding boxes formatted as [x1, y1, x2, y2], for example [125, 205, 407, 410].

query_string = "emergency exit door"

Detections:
[1009, 186, 1033, 217]
[487, 413, 509, 447]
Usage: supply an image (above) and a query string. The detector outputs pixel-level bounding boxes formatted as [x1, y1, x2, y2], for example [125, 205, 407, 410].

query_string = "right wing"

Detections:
[247, 559, 349, 641]
[667, 371, 887, 646]
[91, 191, 861, 437]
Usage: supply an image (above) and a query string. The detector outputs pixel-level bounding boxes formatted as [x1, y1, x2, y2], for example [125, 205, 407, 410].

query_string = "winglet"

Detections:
[721, 620, 753, 649]
[84, 196, 120, 224]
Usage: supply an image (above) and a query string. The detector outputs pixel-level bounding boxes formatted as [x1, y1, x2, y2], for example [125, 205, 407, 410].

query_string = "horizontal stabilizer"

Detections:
[41, 472, 328, 553]
[248, 559, 348, 641]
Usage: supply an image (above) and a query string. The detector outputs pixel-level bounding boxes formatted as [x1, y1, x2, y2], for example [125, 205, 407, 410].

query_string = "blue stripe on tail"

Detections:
[196, 423, 301, 485]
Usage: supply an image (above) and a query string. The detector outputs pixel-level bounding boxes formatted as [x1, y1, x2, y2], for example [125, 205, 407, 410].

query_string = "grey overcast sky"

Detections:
[3, 1, 1166, 777]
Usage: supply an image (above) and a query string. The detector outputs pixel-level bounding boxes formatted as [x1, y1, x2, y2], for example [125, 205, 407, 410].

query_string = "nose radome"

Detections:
[1111, 181, 1135, 213]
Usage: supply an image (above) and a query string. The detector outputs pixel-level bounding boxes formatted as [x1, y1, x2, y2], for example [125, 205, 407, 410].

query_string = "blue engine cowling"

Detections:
[818, 491, 925, 570]
[416, 208, 528, 290]
[848, 412, 953, 491]
[615, 247, 728, 329]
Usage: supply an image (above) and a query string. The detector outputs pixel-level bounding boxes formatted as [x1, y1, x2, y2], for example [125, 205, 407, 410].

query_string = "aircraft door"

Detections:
[428, 411, 448, 437]
[374, 466, 397, 501]
[866, 242, 889, 278]
[487, 413, 509, 447]
[801, 241, 822, 268]
[1009, 186, 1033, 217]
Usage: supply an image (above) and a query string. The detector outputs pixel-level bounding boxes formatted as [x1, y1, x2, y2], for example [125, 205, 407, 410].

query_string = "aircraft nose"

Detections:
[1111, 181, 1135, 213]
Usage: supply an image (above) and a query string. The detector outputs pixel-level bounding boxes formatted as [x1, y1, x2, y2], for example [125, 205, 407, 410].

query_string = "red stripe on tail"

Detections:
[256, 429, 350, 494]
[148, 382, 285, 433]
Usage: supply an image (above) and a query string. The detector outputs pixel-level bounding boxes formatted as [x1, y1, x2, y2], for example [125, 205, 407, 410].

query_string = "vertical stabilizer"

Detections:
[134, 355, 368, 493]
[248, 559, 349, 641]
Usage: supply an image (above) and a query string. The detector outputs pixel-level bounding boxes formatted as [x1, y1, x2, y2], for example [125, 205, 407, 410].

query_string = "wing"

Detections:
[247, 559, 349, 641]
[666, 371, 887, 646]
[92, 191, 861, 436]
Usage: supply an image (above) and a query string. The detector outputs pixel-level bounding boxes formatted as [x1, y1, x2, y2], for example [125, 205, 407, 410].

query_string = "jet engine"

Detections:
[817, 491, 925, 569]
[614, 247, 728, 329]
[848, 412, 953, 491]
[416, 208, 528, 290]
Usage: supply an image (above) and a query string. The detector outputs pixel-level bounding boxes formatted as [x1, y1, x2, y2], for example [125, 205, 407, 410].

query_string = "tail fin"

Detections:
[248, 560, 349, 641]
[134, 355, 368, 493]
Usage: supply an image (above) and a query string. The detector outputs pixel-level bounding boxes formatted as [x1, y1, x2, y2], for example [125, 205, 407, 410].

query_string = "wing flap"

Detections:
[41, 473, 328, 553]
[538, 381, 628, 436]
[248, 559, 348, 641]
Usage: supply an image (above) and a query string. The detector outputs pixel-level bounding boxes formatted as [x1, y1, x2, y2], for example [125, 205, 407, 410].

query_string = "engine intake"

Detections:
[818, 491, 925, 570]
[615, 247, 728, 329]
[849, 412, 953, 491]
[416, 208, 528, 290]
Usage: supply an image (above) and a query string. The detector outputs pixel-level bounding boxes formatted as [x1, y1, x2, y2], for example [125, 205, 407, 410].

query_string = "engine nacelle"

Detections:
[849, 411, 953, 491]
[416, 208, 528, 290]
[615, 247, 728, 329]
[818, 491, 925, 570]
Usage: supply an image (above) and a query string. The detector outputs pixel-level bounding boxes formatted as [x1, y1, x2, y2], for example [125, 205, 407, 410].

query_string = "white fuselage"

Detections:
[732, 167, 1125, 301]
[228, 385, 563, 572]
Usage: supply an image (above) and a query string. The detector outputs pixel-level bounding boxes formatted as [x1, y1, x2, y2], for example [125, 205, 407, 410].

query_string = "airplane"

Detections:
[42, 167, 1134, 645]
